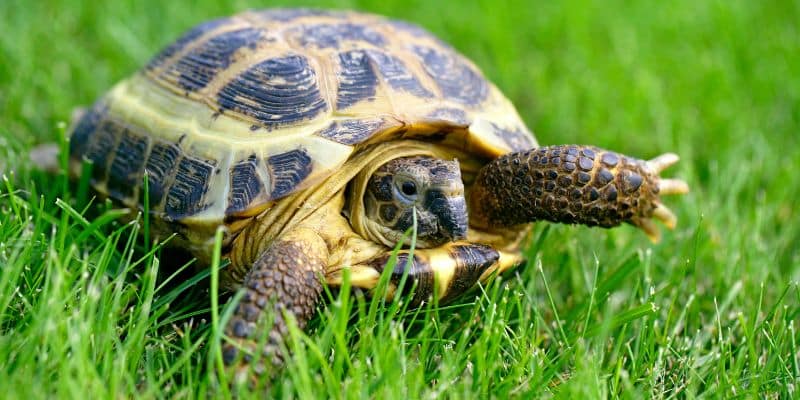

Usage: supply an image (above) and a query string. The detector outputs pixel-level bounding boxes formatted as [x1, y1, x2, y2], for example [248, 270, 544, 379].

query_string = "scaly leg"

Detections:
[222, 228, 328, 380]
[469, 145, 689, 242]
[328, 242, 522, 307]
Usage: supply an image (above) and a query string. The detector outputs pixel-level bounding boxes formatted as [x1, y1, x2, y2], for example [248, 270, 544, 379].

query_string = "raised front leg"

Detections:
[222, 228, 328, 379]
[469, 145, 690, 241]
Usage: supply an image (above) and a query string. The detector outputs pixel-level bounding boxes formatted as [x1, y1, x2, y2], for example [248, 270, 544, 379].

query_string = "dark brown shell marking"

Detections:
[217, 55, 328, 129]
[411, 45, 488, 106]
[144, 141, 182, 207]
[287, 22, 386, 49]
[84, 119, 124, 184]
[334, 50, 379, 110]
[425, 108, 470, 126]
[145, 17, 234, 71]
[68, 102, 107, 158]
[266, 149, 313, 199]
[165, 156, 215, 220]
[163, 28, 264, 92]
[107, 128, 149, 200]
[486, 121, 538, 152]
[226, 154, 265, 215]
[315, 118, 385, 145]
[365, 49, 434, 98]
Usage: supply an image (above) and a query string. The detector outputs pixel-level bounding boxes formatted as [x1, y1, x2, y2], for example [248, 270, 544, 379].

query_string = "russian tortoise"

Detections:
[58, 9, 689, 375]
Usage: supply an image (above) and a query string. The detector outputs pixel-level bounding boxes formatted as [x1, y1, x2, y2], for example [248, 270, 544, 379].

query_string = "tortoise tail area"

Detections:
[29, 108, 88, 175]
[29, 143, 63, 174]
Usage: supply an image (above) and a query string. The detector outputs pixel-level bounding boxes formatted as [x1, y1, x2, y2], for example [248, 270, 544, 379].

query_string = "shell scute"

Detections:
[226, 154, 266, 215]
[161, 27, 264, 93]
[145, 17, 233, 71]
[267, 148, 313, 198]
[69, 102, 107, 158]
[289, 23, 386, 49]
[365, 50, 434, 98]
[165, 156, 215, 220]
[335, 50, 379, 110]
[108, 129, 149, 200]
[144, 141, 181, 207]
[83, 118, 123, 183]
[315, 118, 387, 145]
[217, 55, 327, 129]
[425, 108, 470, 126]
[482, 120, 536, 153]
[411, 45, 488, 106]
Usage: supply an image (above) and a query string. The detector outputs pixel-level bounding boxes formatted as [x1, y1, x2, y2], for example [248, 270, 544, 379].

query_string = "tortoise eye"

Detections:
[401, 181, 417, 196]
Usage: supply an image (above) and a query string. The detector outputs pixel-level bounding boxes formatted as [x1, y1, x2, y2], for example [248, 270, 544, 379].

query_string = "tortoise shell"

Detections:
[68, 8, 536, 226]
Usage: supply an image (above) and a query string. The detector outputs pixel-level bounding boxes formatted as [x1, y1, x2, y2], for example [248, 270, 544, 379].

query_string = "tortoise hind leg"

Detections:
[222, 228, 328, 379]
[29, 143, 62, 174]
[29, 107, 92, 176]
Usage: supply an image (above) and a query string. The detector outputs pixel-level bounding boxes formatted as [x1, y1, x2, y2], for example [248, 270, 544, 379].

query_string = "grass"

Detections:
[1, 0, 799, 397]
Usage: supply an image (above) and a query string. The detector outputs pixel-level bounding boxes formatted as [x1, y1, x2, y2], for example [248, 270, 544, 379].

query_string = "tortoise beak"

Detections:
[424, 188, 468, 241]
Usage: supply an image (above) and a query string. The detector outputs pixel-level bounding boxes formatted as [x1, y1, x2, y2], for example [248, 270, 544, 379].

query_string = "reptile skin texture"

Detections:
[470, 145, 660, 229]
[223, 234, 326, 376]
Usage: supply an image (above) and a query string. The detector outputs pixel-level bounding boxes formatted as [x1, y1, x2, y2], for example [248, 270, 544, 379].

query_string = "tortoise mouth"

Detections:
[424, 188, 468, 243]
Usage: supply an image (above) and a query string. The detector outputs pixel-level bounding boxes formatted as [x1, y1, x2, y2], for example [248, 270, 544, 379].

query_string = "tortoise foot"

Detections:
[469, 145, 690, 242]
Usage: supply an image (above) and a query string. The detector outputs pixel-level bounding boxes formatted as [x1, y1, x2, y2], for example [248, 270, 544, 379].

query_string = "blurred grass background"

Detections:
[1, 0, 798, 398]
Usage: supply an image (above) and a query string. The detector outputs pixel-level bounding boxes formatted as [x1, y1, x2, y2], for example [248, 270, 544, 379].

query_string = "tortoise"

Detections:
[48, 8, 689, 375]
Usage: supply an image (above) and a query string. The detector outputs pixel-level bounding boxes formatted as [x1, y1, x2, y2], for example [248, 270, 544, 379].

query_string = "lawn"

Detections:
[1, 0, 798, 398]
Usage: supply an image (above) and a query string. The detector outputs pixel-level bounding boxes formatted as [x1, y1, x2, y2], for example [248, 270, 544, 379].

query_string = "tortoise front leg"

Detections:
[329, 242, 523, 307]
[469, 145, 690, 241]
[222, 228, 328, 379]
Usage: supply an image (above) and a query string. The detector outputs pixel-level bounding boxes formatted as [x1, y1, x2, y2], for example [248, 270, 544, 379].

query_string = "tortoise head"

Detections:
[363, 156, 467, 248]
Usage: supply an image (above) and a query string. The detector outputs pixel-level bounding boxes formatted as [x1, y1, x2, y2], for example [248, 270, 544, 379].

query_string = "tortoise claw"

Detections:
[648, 153, 680, 173]
[648, 153, 689, 196]
[648, 153, 690, 195]
[658, 178, 690, 196]
[632, 216, 661, 243]
[633, 154, 687, 241]
[652, 202, 677, 230]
